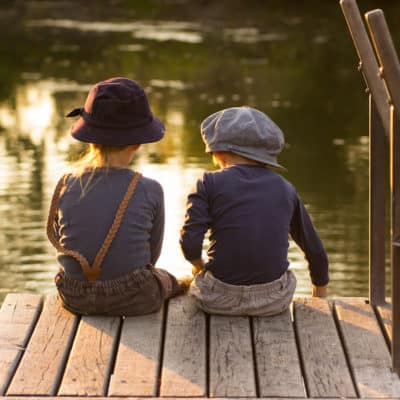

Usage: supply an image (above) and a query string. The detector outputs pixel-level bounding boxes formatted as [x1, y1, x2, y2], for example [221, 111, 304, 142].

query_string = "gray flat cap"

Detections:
[200, 106, 285, 170]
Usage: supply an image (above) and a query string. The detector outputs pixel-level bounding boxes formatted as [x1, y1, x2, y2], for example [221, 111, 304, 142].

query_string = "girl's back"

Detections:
[57, 169, 164, 281]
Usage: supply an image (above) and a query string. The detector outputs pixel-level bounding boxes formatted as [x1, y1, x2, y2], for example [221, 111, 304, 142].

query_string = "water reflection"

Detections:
[0, 0, 398, 303]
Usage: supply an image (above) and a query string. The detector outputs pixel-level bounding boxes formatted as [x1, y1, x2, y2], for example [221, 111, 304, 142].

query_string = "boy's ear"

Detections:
[212, 152, 225, 167]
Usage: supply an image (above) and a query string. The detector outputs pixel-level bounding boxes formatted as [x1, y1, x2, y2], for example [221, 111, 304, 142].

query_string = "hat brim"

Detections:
[70, 115, 165, 146]
[206, 144, 286, 171]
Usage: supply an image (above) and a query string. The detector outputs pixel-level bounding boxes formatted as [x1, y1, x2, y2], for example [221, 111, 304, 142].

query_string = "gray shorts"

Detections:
[189, 269, 296, 316]
[55, 265, 181, 316]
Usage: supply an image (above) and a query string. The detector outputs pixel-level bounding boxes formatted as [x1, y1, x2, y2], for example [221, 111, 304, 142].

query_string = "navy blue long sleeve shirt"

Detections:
[55, 168, 164, 281]
[180, 164, 329, 286]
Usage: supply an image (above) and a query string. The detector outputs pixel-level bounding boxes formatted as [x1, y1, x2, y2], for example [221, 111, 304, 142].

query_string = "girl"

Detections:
[47, 77, 189, 316]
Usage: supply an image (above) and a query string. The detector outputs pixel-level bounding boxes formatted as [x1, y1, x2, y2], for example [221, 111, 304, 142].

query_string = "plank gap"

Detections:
[292, 302, 310, 398]
[49, 310, 81, 396]
[249, 317, 260, 398]
[108, 307, 164, 396]
[103, 316, 123, 396]
[331, 300, 360, 398]
[205, 312, 210, 398]
[155, 299, 169, 397]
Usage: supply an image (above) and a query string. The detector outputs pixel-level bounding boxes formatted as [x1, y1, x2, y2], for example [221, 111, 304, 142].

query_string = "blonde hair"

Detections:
[74, 143, 129, 196]
[212, 151, 263, 168]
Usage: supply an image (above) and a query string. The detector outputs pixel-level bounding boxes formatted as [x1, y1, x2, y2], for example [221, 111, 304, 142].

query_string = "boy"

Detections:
[180, 106, 328, 316]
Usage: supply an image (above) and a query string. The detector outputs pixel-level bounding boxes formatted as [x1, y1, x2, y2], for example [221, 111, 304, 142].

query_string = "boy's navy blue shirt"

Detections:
[180, 164, 329, 286]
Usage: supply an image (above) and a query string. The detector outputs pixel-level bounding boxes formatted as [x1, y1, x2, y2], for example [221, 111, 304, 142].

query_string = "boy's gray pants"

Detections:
[190, 269, 296, 316]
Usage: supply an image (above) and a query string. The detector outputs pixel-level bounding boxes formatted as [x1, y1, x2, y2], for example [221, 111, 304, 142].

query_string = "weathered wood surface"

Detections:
[160, 296, 206, 397]
[294, 298, 356, 398]
[108, 308, 163, 396]
[7, 295, 78, 396]
[1, 294, 399, 399]
[58, 316, 120, 396]
[0, 294, 43, 395]
[209, 315, 256, 397]
[253, 309, 305, 397]
[335, 298, 400, 398]
[2, 398, 400, 400]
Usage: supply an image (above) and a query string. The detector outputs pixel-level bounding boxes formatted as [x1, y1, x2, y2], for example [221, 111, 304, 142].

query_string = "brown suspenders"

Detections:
[46, 172, 142, 281]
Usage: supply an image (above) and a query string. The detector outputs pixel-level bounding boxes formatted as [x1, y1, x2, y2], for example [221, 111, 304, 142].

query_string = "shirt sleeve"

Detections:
[290, 196, 329, 286]
[180, 174, 212, 261]
[149, 184, 165, 266]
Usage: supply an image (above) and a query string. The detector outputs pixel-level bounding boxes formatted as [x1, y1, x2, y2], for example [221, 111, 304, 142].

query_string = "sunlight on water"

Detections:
[150, 80, 190, 90]
[224, 28, 288, 44]
[16, 84, 56, 144]
[2, 0, 398, 302]
[133, 29, 203, 43]
[27, 19, 203, 43]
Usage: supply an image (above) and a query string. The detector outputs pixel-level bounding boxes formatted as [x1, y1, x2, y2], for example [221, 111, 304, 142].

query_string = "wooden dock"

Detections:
[0, 293, 399, 399]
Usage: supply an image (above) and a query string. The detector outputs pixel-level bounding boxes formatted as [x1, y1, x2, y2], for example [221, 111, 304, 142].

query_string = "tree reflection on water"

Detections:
[0, 0, 398, 301]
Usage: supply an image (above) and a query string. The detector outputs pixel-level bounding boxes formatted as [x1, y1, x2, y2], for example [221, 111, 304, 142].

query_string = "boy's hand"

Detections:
[312, 284, 328, 298]
[190, 258, 205, 275]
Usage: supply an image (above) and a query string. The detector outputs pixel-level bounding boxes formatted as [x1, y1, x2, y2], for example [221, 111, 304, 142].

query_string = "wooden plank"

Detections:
[294, 298, 356, 398]
[376, 301, 392, 343]
[58, 315, 120, 396]
[209, 314, 256, 397]
[335, 298, 400, 397]
[253, 308, 305, 397]
[6, 398, 400, 400]
[0, 293, 43, 395]
[7, 294, 78, 395]
[160, 296, 206, 397]
[108, 307, 164, 396]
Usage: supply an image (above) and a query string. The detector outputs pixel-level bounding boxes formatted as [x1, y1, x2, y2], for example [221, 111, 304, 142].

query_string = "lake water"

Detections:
[0, 1, 399, 303]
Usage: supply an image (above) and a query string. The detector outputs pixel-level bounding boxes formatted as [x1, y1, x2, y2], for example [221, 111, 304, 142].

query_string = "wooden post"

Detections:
[340, 0, 390, 137]
[369, 95, 386, 305]
[340, 0, 388, 305]
[365, 10, 400, 115]
[365, 9, 400, 374]
[391, 106, 400, 374]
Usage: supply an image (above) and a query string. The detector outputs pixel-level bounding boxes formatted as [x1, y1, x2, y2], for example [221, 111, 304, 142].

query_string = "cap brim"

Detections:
[70, 116, 164, 146]
[207, 146, 287, 171]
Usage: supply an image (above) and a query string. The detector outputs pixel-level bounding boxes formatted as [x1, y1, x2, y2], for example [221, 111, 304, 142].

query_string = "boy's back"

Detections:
[181, 164, 328, 286]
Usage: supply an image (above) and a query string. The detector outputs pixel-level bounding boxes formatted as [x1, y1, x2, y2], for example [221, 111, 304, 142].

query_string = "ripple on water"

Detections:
[27, 19, 204, 43]
[150, 79, 190, 90]
[224, 28, 288, 43]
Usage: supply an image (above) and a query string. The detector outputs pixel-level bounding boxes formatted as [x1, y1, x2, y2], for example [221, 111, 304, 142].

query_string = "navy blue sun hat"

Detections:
[200, 106, 286, 170]
[66, 77, 164, 145]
